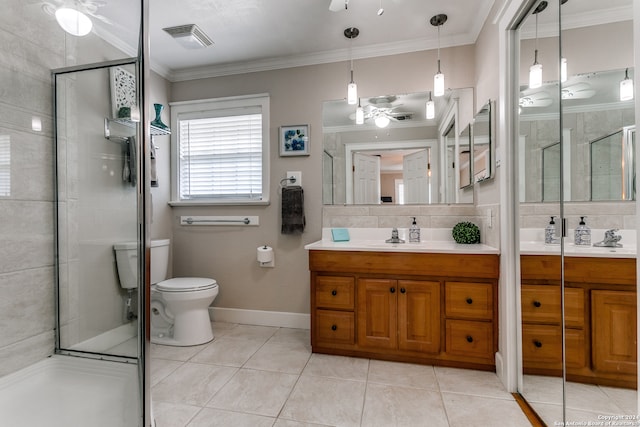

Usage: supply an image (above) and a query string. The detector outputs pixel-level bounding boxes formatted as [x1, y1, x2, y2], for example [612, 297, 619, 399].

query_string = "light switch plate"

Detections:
[286, 171, 302, 186]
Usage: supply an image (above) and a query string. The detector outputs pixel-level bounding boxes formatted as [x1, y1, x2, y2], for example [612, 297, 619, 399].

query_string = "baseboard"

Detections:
[209, 307, 310, 330]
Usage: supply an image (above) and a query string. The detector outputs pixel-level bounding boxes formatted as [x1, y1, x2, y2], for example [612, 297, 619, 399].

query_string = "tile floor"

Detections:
[522, 375, 638, 426]
[151, 322, 532, 427]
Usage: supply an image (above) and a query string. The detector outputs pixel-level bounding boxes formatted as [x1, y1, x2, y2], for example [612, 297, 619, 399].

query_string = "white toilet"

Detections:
[113, 239, 218, 346]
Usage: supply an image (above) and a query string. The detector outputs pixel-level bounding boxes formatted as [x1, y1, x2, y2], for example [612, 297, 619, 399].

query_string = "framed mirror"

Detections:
[458, 124, 473, 189]
[473, 100, 493, 183]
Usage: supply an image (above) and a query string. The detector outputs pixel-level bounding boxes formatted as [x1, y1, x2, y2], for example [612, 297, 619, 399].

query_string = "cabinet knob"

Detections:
[466, 335, 474, 343]
[390, 287, 396, 293]
[533, 301, 542, 308]
[331, 290, 337, 296]
[331, 325, 337, 331]
[400, 288, 406, 294]
[466, 298, 473, 304]
[533, 340, 542, 348]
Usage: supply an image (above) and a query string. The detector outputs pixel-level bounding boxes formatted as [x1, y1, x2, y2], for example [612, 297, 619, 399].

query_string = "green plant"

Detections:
[452, 222, 481, 244]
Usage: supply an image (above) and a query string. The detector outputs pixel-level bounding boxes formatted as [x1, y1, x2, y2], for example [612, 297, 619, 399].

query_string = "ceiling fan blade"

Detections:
[533, 98, 553, 107]
[563, 89, 596, 100]
[329, 0, 347, 12]
[563, 82, 591, 92]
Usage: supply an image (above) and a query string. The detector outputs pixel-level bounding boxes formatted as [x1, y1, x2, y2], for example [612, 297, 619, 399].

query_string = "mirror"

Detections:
[322, 88, 474, 205]
[458, 124, 472, 189]
[473, 101, 493, 182]
[519, 68, 636, 202]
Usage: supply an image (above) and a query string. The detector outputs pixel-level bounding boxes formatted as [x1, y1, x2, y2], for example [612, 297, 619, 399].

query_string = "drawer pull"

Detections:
[533, 340, 542, 348]
[390, 287, 396, 293]
[400, 288, 406, 294]
[331, 325, 337, 331]
[466, 335, 474, 343]
[466, 298, 473, 304]
[331, 290, 337, 296]
[533, 301, 542, 308]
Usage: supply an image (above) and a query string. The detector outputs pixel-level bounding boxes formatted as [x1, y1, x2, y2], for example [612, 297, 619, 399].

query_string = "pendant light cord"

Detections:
[534, 12, 539, 64]
[437, 24, 441, 73]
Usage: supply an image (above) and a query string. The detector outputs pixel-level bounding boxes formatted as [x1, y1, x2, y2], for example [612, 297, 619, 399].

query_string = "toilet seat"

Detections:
[156, 277, 217, 293]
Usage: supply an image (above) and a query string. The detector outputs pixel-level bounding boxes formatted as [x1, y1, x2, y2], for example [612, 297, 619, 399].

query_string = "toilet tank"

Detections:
[113, 239, 170, 289]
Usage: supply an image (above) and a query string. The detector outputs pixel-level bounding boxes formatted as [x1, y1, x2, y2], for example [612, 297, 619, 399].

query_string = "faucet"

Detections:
[385, 228, 405, 244]
[593, 229, 623, 248]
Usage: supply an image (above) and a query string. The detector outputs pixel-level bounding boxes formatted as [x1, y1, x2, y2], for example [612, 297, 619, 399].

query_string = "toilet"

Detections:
[113, 239, 218, 346]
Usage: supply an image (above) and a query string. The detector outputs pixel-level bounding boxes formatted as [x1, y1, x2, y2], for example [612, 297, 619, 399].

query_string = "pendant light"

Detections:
[430, 14, 447, 97]
[55, 2, 93, 37]
[561, 57, 568, 83]
[356, 98, 364, 125]
[344, 27, 359, 105]
[620, 68, 634, 101]
[529, 2, 547, 89]
[426, 91, 435, 120]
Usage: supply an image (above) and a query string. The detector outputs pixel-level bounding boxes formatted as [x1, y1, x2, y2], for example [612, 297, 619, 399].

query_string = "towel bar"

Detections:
[180, 216, 259, 226]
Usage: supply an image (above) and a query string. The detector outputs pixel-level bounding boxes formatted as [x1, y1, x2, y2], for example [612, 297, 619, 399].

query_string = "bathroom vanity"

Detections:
[306, 230, 500, 370]
[520, 249, 637, 388]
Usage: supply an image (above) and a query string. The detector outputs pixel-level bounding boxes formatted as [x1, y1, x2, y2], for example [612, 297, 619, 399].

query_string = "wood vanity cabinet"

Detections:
[520, 255, 637, 388]
[309, 250, 499, 370]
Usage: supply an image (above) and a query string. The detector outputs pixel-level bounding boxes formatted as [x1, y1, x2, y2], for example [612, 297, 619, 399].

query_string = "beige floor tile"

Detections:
[244, 341, 311, 374]
[361, 383, 449, 427]
[190, 336, 265, 367]
[527, 401, 562, 426]
[302, 353, 369, 381]
[442, 393, 531, 427]
[210, 322, 239, 338]
[274, 419, 333, 427]
[223, 324, 279, 341]
[435, 366, 512, 400]
[152, 401, 200, 427]
[150, 342, 209, 362]
[368, 359, 439, 391]
[599, 385, 638, 415]
[267, 328, 311, 347]
[187, 408, 275, 427]
[280, 375, 366, 427]
[565, 381, 627, 415]
[150, 358, 182, 387]
[206, 369, 298, 417]
[152, 362, 238, 406]
[521, 375, 564, 404]
[530, 402, 617, 427]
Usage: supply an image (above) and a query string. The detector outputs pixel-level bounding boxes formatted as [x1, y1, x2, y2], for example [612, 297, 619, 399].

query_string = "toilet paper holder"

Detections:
[257, 245, 275, 268]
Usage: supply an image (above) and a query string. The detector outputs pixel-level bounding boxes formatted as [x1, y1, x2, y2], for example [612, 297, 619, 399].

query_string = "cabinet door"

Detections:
[592, 290, 637, 375]
[357, 278, 397, 349]
[398, 280, 440, 353]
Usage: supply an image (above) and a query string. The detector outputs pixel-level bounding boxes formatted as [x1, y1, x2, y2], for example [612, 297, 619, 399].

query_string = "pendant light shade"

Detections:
[561, 57, 568, 83]
[430, 15, 447, 97]
[356, 98, 364, 124]
[528, 2, 547, 89]
[344, 28, 359, 105]
[620, 68, 634, 101]
[55, 7, 93, 37]
[426, 92, 435, 119]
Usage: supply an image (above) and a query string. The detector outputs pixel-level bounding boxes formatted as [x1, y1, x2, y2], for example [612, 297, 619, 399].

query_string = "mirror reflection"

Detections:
[473, 101, 493, 183]
[323, 88, 474, 205]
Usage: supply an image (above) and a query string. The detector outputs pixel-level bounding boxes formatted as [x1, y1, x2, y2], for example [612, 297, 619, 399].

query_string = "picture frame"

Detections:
[279, 125, 310, 156]
[109, 66, 137, 119]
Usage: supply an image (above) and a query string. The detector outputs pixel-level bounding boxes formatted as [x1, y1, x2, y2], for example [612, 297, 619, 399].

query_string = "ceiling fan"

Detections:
[561, 82, 596, 100]
[519, 91, 553, 108]
[361, 96, 414, 127]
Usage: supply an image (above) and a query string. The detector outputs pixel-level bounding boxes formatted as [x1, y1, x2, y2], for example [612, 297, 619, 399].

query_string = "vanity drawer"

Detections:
[315, 276, 355, 310]
[315, 310, 355, 345]
[521, 285, 584, 327]
[445, 282, 493, 320]
[445, 320, 494, 361]
[522, 324, 585, 369]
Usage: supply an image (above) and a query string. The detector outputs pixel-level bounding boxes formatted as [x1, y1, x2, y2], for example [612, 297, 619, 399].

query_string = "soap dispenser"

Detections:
[409, 217, 421, 242]
[574, 216, 591, 246]
[545, 216, 557, 244]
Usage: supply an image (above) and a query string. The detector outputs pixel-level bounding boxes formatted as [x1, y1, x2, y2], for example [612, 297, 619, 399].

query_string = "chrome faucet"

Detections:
[385, 228, 405, 244]
[593, 229, 623, 248]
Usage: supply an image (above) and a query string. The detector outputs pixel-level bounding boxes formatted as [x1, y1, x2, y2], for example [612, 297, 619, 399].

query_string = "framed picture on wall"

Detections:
[279, 125, 310, 156]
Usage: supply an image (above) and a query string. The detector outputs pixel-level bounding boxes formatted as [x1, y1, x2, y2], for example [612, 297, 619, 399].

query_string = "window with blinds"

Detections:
[0, 135, 10, 197]
[171, 94, 270, 204]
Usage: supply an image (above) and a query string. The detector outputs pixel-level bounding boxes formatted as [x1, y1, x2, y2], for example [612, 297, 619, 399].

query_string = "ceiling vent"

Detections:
[163, 24, 213, 49]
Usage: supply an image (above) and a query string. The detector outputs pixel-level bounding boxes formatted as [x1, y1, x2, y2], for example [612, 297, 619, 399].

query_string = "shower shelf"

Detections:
[104, 117, 171, 141]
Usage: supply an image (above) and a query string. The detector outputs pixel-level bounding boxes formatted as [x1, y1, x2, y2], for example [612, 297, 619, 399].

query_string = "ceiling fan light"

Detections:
[355, 100, 364, 125]
[529, 62, 543, 89]
[620, 69, 634, 101]
[434, 72, 445, 97]
[347, 82, 358, 105]
[375, 115, 390, 128]
[55, 7, 93, 37]
[561, 57, 568, 83]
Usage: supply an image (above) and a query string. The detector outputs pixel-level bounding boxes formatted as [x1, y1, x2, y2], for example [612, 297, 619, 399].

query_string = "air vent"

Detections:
[163, 24, 213, 49]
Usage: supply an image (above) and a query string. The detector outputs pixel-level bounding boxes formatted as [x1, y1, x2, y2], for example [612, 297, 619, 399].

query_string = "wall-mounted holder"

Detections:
[257, 245, 275, 267]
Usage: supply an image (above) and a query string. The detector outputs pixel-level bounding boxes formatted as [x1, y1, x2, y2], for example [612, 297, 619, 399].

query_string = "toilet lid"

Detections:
[156, 277, 217, 292]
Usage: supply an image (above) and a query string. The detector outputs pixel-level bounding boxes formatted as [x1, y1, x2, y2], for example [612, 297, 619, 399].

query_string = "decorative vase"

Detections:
[150, 103, 168, 130]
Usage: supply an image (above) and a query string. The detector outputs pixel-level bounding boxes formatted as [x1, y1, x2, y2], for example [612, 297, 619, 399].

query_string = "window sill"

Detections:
[168, 200, 270, 207]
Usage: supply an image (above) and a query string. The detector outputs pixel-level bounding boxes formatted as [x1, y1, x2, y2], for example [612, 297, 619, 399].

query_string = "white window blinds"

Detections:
[178, 110, 263, 200]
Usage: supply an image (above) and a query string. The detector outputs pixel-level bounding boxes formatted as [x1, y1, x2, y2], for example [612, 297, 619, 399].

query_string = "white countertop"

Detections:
[519, 229, 636, 258]
[305, 228, 499, 254]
